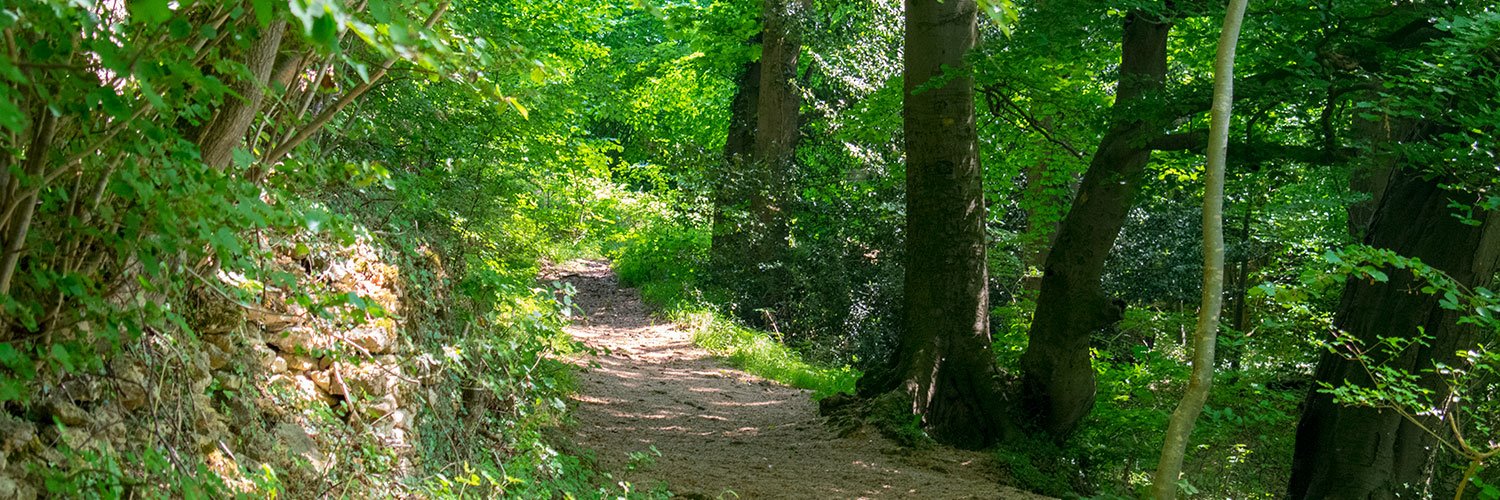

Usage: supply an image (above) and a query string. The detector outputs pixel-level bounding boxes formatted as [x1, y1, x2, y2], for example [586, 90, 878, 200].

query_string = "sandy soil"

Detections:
[551, 260, 1047, 499]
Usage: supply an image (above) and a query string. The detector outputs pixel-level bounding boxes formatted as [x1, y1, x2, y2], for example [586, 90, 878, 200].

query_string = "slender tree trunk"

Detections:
[1287, 172, 1500, 498]
[894, 0, 1008, 447]
[1151, 0, 1247, 494]
[1223, 201, 1254, 371]
[1019, 10, 1172, 439]
[0, 111, 58, 298]
[259, 1, 450, 169]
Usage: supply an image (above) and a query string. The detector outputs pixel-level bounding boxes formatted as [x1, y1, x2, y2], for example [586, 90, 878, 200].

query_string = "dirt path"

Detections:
[551, 260, 1044, 499]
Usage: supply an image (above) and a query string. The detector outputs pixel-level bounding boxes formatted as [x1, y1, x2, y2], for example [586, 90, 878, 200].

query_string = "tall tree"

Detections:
[892, 0, 1008, 446]
[750, 0, 804, 264]
[1019, 9, 1173, 439]
[1152, 0, 1248, 494]
[1286, 173, 1500, 498]
[709, 0, 805, 322]
[1286, 7, 1500, 495]
[710, 58, 762, 282]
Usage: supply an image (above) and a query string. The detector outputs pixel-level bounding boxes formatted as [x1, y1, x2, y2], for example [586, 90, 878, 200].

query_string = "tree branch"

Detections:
[256, 1, 451, 172]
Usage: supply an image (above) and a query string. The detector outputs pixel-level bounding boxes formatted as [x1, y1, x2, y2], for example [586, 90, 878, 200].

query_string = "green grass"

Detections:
[608, 223, 858, 399]
[665, 304, 859, 399]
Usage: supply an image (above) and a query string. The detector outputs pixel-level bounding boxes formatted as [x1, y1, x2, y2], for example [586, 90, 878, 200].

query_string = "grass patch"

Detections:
[608, 222, 858, 399]
[668, 305, 859, 399]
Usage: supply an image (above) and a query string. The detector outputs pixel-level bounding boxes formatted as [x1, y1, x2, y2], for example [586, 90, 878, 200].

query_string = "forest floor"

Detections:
[550, 260, 1046, 499]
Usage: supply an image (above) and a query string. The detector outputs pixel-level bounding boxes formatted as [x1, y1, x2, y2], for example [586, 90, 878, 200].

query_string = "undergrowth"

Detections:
[609, 221, 859, 399]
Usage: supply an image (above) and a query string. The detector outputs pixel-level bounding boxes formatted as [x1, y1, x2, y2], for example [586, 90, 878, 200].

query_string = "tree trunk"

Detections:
[710, 59, 762, 281]
[1345, 98, 1404, 238]
[1019, 11, 1172, 439]
[1287, 171, 1500, 498]
[1019, 153, 1069, 296]
[894, 0, 1008, 447]
[1151, 0, 1246, 493]
[709, 0, 802, 321]
[1222, 200, 1254, 371]
[196, 20, 287, 169]
[744, 0, 805, 313]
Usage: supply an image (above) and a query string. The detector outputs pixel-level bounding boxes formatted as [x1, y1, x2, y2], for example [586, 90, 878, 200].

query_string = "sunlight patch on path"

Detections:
[551, 259, 1047, 499]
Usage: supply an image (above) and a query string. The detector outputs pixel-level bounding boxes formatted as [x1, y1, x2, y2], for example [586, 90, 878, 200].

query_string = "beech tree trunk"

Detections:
[749, 0, 803, 270]
[1287, 172, 1500, 499]
[1019, 11, 1172, 439]
[1345, 98, 1404, 238]
[710, 60, 762, 281]
[894, 0, 1008, 447]
[709, 0, 803, 321]
[1151, 0, 1246, 494]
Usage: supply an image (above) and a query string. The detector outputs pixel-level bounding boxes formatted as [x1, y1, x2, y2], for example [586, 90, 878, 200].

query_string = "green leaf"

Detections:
[50, 344, 75, 373]
[369, 0, 393, 23]
[505, 97, 530, 120]
[253, 0, 275, 27]
[128, 0, 172, 26]
[232, 147, 256, 169]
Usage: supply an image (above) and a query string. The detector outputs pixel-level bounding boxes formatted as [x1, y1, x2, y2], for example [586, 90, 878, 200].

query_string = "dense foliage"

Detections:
[2, 0, 1496, 497]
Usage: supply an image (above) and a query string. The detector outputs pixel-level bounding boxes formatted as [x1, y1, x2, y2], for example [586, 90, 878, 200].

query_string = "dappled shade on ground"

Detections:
[553, 260, 1045, 499]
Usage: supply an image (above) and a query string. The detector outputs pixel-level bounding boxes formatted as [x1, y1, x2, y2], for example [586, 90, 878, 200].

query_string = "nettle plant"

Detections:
[1265, 245, 1500, 498]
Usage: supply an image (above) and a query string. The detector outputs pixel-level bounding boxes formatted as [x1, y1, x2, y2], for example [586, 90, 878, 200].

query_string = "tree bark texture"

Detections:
[1345, 102, 1408, 238]
[896, 0, 1008, 447]
[196, 20, 287, 169]
[709, 0, 803, 321]
[1287, 172, 1500, 499]
[1019, 11, 1172, 439]
[751, 0, 803, 258]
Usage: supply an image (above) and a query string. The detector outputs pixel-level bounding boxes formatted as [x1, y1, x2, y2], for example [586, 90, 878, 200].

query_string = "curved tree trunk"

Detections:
[1019, 11, 1172, 439]
[895, 0, 1009, 447]
[1287, 172, 1500, 499]
[1152, 0, 1247, 494]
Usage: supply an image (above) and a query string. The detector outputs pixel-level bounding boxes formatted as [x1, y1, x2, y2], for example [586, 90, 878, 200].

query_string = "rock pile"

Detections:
[0, 234, 437, 498]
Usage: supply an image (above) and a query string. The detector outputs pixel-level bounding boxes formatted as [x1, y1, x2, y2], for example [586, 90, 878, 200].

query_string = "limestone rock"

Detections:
[269, 356, 288, 374]
[309, 370, 334, 394]
[247, 308, 301, 333]
[343, 362, 401, 399]
[59, 376, 102, 403]
[110, 360, 149, 411]
[365, 394, 399, 419]
[0, 415, 35, 452]
[206, 343, 231, 371]
[270, 326, 321, 353]
[0, 473, 36, 500]
[204, 332, 236, 354]
[42, 398, 89, 427]
[274, 423, 328, 472]
[284, 355, 318, 372]
[347, 326, 393, 354]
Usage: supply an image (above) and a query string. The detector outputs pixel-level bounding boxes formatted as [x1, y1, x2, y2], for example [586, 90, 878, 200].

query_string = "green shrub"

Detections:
[610, 220, 859, 399]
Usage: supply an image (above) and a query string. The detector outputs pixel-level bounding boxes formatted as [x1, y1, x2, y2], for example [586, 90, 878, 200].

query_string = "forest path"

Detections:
[549, 260, 1044, 499]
